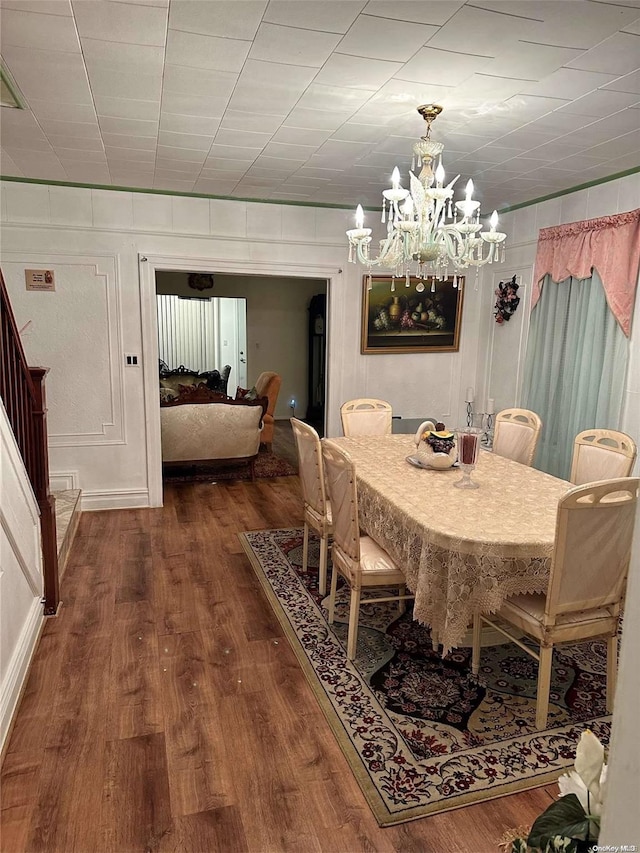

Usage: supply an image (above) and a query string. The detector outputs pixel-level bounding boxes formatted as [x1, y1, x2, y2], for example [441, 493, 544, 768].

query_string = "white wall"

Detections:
[0, 181, 484, 508]
[0, 399, 44, 752]
[156, 272, 326, 419]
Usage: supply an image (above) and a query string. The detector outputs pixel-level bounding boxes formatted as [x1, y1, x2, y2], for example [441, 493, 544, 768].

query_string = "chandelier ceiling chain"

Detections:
[346, 105, 507, 292]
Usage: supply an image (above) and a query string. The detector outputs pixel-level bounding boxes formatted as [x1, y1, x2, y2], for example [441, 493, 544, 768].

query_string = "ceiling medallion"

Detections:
[346, 105, 507, 293]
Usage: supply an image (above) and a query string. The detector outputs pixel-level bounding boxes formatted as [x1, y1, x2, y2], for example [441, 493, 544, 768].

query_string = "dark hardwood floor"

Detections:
[1, 452, 555, 852]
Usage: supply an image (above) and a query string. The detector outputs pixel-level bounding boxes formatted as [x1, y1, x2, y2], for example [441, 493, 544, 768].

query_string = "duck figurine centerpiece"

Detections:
[414, 420, 457, 469]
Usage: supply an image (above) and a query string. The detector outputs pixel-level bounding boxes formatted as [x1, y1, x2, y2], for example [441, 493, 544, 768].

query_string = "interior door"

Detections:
[235, 299, 247, 389]
[217, 297, 247, 391]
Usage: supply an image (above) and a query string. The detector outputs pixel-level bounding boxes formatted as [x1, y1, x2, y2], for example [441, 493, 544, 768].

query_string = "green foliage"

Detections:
[508, 794, 599, 852]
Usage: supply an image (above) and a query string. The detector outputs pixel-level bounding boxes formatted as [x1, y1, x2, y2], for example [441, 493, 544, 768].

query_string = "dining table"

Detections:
[326, 434, 572, 655]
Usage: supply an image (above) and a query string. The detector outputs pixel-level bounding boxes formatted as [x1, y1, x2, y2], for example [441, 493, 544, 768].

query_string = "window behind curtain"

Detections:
[521, 269, 628, 480]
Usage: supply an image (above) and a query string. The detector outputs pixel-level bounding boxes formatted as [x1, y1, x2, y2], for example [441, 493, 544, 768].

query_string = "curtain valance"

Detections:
[532, 208, 640, 337]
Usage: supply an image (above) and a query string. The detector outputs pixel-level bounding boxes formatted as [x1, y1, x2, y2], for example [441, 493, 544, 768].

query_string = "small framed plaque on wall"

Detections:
[25, 269, 55, 292]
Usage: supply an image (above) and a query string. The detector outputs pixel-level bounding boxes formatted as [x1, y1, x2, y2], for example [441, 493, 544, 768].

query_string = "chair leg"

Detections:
[398, 584, 406, 616]
[606, 633, 618, 713]
[319, 534, 329, 597]
[328, 561, 339, 624]
[471, 612, 482, 676]
[535, 644, 554, 730]
[302, 522, 309, 573]
[346, 586, 362, 660]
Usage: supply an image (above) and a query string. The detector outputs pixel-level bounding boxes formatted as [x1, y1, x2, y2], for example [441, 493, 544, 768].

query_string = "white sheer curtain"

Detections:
[522, 269, 628, 479]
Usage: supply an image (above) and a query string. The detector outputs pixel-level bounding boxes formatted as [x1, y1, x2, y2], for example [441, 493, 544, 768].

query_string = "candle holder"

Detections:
[455, 428, 482, 489]
[466, 401, 473, 427]
[477, 412, 494, 447]
[485, 412, 494, 448]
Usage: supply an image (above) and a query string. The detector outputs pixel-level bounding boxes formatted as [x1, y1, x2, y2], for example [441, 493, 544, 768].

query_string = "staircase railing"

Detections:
[0, 270, 59, 615]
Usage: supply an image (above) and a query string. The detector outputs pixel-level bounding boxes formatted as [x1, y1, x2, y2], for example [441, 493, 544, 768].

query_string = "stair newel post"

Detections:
[29, 367, 60, 615]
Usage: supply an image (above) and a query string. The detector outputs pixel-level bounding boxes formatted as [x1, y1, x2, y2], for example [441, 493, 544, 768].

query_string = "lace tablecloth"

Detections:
[327, 435, 572, 654]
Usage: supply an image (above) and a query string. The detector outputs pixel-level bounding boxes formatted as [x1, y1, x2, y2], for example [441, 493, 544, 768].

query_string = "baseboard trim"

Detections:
[80, 488, 150, 511]
[50, 470, 80, 491]
[0, 596, 44, 757]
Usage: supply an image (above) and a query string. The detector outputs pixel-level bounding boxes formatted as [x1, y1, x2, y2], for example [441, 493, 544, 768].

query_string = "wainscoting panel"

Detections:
[2, 253, 125, 447]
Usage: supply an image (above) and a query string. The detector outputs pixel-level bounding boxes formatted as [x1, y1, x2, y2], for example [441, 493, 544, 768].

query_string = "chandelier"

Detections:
[346, 105, 507, 291]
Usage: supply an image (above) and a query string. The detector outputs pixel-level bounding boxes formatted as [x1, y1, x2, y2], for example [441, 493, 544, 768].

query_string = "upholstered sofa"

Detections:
[236, 372, 281, 451]
[159, 362, 232, 401]
[160, 385, 268, 479]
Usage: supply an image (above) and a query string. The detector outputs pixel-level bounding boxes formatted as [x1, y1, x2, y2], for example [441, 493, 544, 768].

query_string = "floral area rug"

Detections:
[163, 451, 296, 484]
[239, 528, 611, 827]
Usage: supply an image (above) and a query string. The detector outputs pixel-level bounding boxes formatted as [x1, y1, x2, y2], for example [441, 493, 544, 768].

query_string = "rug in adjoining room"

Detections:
[239, 528, 612, 827]
[163, 451, 296, 484]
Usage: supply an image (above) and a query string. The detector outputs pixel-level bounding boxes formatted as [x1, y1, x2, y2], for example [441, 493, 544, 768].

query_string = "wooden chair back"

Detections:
[570, 429, 637, 485]
[493, 408, 542, 466]
[290, 418, 328, 518]
[321, 441, 361, 564]
[545, 477, 639, 620]
[340, 398, 392, 437]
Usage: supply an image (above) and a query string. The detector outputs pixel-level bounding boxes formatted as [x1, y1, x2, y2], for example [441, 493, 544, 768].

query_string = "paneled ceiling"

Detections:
[1, 0, 639, 213]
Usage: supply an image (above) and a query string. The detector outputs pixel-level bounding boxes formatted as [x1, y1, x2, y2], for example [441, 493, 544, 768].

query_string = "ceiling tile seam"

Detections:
[473, 73, 540, 84]
[398, 44, 495, 61]
[517, 38, 613, 51]
[166, 17, 264, 43]
[465, 3, 545, 22]
[196, 0, 320, 191]
[152, 0, 176, 193]
[71, 4, 122, 187]
[249, 19, 349, 38]
[8, 74, 72, 181]
[357, 9, 456, 27]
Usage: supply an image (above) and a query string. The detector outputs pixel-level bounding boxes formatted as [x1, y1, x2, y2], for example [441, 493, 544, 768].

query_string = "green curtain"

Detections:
[521, 270, 628, 479]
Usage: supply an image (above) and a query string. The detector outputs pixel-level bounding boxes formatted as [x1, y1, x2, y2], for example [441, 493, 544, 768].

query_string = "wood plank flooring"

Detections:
[1, 459, 556, 852]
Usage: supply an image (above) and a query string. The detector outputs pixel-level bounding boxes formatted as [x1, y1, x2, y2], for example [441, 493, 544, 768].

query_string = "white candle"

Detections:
[465, 387, 474, 403]
[465, 179, 474, 202]
[487, 398, 495, 414]
[391, 167, 401, 190]
[355, 204, 364, 229]
[489, 210, 499, 233]
[435, 161, 445, 187]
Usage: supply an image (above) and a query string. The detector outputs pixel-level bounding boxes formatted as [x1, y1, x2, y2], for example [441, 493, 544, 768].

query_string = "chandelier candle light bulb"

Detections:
[346, 105, 507, 287]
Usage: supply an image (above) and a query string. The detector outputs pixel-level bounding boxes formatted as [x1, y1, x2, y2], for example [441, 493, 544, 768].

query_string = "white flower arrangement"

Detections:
[503, 730, 607, 853]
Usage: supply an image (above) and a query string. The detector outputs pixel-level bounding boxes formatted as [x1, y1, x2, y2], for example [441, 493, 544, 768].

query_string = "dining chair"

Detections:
[290, 418, 332, 596]
[471, 477, 639, 730]
[492, 408, 542, 466]
[321, 440, 413, 660]
[570, 428, 637, 485]
[340, 398, 393, 437]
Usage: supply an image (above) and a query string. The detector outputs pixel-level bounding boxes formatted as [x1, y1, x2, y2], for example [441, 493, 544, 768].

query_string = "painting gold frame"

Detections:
[361, 275, 465, 354]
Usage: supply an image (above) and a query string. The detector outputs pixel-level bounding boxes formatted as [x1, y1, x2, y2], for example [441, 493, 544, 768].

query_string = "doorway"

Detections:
[141, 254, 335, 507]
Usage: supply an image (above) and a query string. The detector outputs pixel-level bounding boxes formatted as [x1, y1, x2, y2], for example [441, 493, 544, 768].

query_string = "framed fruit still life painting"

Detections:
[361, 275, 464, 354]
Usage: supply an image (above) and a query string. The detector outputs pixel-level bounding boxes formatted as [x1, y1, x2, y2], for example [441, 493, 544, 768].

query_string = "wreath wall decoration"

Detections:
[494, 275, 520, 324]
